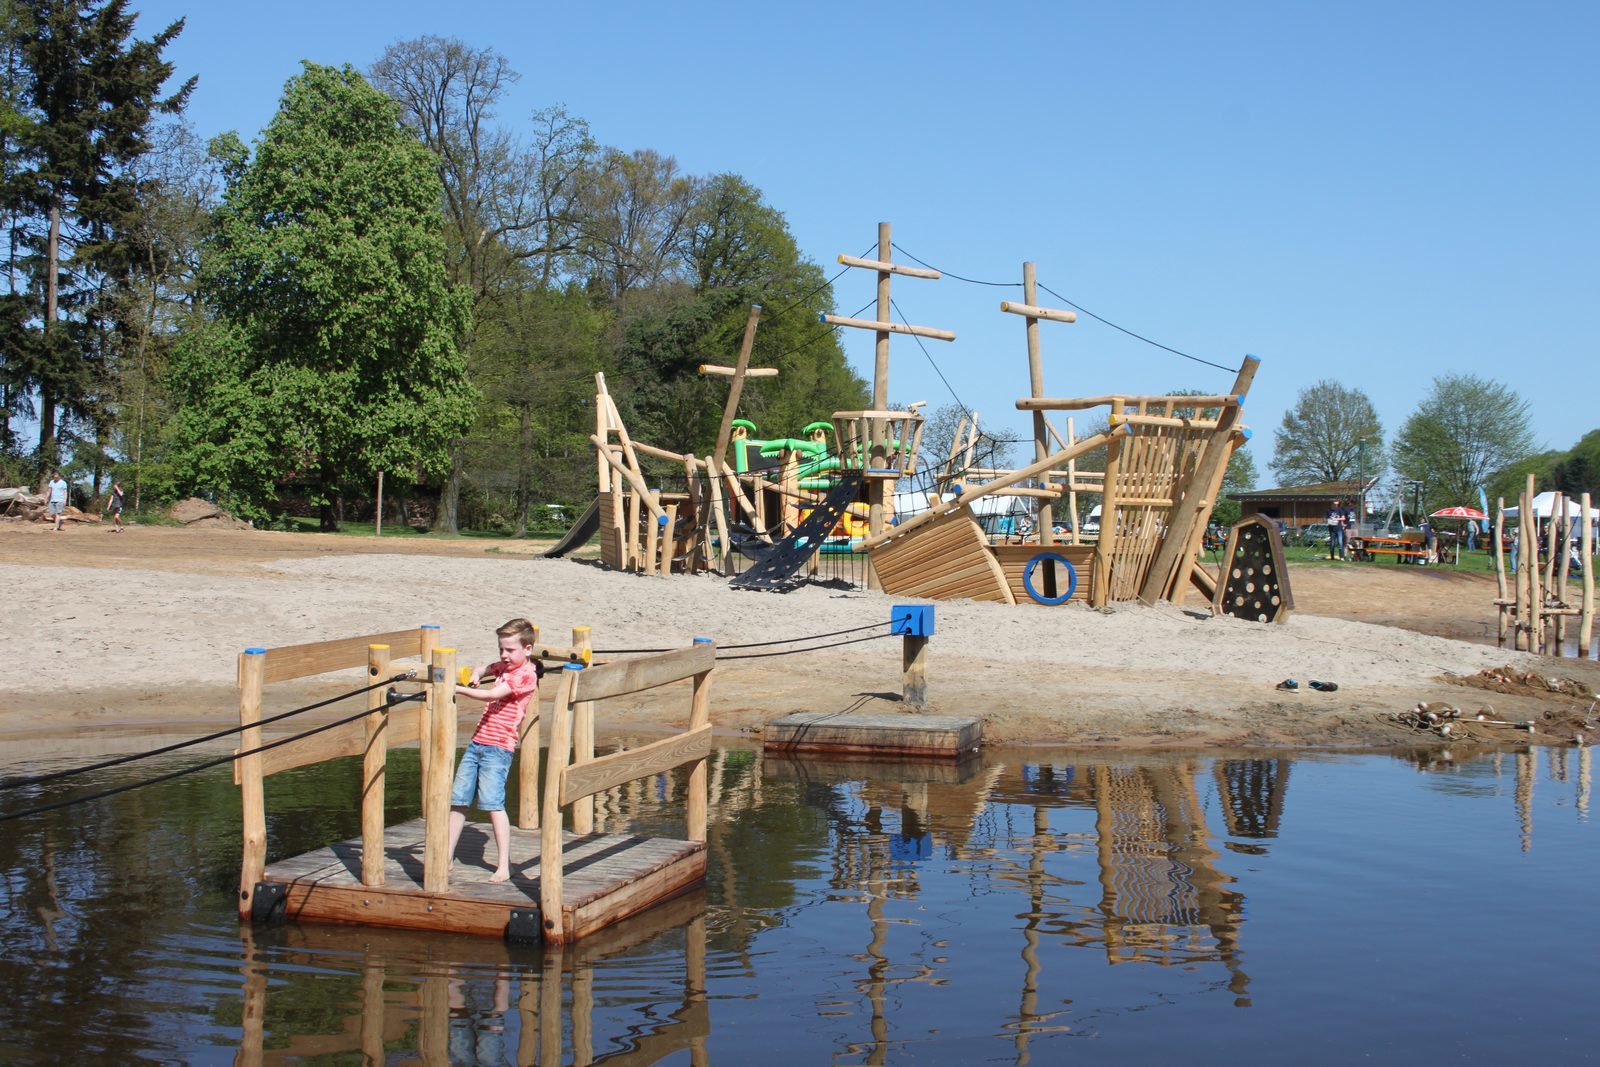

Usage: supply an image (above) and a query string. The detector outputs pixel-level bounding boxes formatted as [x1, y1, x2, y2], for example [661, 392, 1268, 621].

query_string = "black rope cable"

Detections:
[891, 296, 971, 413]
[1035, 281, 1236, 374]
[718, 631, 899, 661]
[890, 242, 1021, 287]
[762, 242, 875, 323]
[593, 618, 896, 656]
[0, 699, 399, 824]
[0, 672, 418, 792]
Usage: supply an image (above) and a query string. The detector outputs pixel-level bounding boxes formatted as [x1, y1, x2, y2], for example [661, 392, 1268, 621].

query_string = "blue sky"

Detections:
[130, 0, 1598, 484]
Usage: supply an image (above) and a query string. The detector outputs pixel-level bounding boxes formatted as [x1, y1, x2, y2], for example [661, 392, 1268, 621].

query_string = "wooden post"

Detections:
[684, 455, 703, 573]
[572, 626, 595, 835]
[706, 456, 731, 575]
[374, 471, 384, 537]
[542, 666, 582, 942]
[1091, 399, 1126, 608]
[1525, 477, 1542, 654]
[517, 625, 541, 831]
[1022, 261, 1053, 545]
[1066, 417, 1082, 545]
[625, 484, 641, 571]
[423, 646, 457, 893]
[1581, 492, 1594, 656]
[712, 305, 764, 467]
[659, 502, 678, 575]
[361, 643, 391, 887]
[686, 638, 714, 843]
[643, 490, 662, 577]
[1557, 497, 1573, 654]
[903, 634, 929, 707]
[866, 223, 892, 587]
[1494, 498, 1508, 646]
[595, 374, 612, 495]
[1544, 494, 1560, 653]
[237, 648, 267, 920]
[417, 625, 439, 791]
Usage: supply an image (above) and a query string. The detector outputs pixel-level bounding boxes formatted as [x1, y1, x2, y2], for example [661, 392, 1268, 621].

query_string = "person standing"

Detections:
[1327, 498, 1347, 561]
[106, 480, 126, 533]
[1342, 500, 1358, 560]
[45, 471, 68, 532]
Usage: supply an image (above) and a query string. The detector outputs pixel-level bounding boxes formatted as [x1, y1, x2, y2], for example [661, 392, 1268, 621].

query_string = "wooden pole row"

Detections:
[1497, 479, 1596, 656]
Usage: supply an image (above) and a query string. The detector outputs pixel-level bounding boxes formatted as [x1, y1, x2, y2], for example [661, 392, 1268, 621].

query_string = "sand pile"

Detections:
[167, 497, 251, 529]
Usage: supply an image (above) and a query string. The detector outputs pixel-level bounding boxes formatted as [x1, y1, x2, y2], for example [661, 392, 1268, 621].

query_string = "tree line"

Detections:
[1267, 374, 1595, 515]
[0, 7, 867, 532]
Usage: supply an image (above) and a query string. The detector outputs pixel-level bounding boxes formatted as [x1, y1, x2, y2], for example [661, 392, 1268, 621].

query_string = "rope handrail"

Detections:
[0, 672, 418, 793]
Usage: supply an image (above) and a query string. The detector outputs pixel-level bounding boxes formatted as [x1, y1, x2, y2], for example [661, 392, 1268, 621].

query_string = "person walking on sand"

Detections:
[446, 618, 542, 883]
[106, 480, 126, 533]
[45, 471, 68, 532]
[1326, 499, 1347, 561]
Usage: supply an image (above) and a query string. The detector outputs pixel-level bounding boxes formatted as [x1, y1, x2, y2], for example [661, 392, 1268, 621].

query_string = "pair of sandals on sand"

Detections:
[1275, 679, 1337, 692]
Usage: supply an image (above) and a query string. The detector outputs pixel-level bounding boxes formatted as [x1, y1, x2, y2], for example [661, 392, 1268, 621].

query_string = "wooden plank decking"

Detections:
[763, 711, 982, 759]
[261, 817, 705, 941]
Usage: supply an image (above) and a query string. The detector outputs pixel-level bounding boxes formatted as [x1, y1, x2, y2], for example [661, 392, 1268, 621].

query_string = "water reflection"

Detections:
[2, 742, 1597, 1062]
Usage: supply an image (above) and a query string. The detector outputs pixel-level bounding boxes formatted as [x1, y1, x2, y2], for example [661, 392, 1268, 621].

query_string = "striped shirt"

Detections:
[471, 661, 538, 751]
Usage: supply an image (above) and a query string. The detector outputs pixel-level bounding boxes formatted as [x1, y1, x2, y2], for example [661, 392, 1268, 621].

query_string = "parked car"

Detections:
[1298, 522, 1331, 547]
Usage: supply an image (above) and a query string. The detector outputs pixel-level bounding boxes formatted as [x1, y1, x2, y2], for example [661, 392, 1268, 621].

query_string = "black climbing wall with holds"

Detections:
[1213, 516, 1294, 623]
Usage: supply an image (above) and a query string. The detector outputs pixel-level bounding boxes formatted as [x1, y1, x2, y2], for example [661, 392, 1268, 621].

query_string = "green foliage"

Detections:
[1393, 374, 1535, 513]
[1270, 379, 1385, 486]
[171, 63, 475, 525]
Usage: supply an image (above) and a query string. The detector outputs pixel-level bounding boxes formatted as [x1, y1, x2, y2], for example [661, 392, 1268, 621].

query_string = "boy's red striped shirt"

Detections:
[471, 661, 538, 750]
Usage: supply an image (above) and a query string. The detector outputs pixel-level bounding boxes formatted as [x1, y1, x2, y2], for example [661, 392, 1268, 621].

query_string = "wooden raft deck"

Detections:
[260, 817, 705, 941]
[763, 711, 981, 759]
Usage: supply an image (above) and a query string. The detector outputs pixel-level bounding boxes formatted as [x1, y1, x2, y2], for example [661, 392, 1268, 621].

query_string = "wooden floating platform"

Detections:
[762, 711, 981, 760]
[260, 817, 704, 941]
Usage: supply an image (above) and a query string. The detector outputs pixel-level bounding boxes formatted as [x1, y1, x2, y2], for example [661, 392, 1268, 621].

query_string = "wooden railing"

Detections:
[830, 409, 924, 477]
[540, 641, 716, 941]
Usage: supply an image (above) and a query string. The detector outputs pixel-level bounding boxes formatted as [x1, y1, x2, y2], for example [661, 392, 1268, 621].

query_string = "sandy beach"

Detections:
[3, 522, 1597, 761]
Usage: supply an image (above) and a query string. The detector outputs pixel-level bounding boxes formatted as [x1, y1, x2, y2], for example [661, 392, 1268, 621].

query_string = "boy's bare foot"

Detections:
[487, 869, 511, 884]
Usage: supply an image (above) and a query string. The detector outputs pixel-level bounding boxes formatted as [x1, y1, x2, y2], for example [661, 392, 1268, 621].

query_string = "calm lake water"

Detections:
[2, 740, 1597, 1064]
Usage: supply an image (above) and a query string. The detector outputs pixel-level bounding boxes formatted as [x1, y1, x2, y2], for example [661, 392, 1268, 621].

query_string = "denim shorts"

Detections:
[450, 741, 515, 811]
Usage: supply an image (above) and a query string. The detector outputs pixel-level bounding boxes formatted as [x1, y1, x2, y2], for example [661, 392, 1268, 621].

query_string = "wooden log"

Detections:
[423, 647, 457, 894]
[417, 625, 439, 791]
[659, 503, 678, 575]
[1557, 497, 1573, 653]
[1016, 393, 1241, 412]
[837, 252, 941, 279]
[361, 643, 391, 888]
[562, 724, 713, 806]
[590, 436, 668, 521]
[699, 364, 778, 378]
[686, 641, 714, 843]
[1021, 263, 1054, 548]
[902, 634, 929, 706]
[999, 299, 1078, 324]
[706, 456, 731, 575]
[643, 490, 662, 577]
[260, 628, 424, 684]
[571, 627, 595, 835]
[238, 648, 267, 919]
[821, 313, 956, 342]
[1494, 498, 1508, 646]
[595, 374, 612, 495]
[712, 305, 765, 469]
[574, 645, 716, 704]
[1091, 399, 1127, 607]
[541, 667, 580, 942]
[1582, 492, 1594, 656]
[1119, 413, 1222, 431]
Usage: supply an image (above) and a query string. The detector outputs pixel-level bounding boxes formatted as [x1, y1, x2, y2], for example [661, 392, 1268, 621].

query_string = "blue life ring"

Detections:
[1022, 552, 1077, 605]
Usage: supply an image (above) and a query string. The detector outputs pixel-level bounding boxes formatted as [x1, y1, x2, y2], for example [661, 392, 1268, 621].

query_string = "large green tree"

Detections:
[1392, 373, 1534, 513]
[169, 63, 473, 527]
[1270, 379, 1384, 487]
[0, 0, 192, 464]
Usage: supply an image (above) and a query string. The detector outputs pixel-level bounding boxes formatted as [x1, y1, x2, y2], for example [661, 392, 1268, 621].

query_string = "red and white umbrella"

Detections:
[1430, 506, 1487, 520]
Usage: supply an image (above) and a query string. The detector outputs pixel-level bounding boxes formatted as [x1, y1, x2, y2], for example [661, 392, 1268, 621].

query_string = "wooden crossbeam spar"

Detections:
[837, 253, 940, 279]
[627, 440, 711, 467]
[258, 628, 426, 685]
[1016, 394, 1242, 412]
[860, 426, 1123, 550]
[1116, 496, 1177, 507]
[988, 486, 1062, 499]
[821, 314, 956, 342]
[1118, 413, 1222, 431]
[561, 723, 713, 806]
[999, 300, 1078, 324]
[699, 364, 779, 378]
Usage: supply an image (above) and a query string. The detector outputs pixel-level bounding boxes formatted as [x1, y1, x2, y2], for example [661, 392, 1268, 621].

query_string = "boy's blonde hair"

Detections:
[496, 618, 537, 647]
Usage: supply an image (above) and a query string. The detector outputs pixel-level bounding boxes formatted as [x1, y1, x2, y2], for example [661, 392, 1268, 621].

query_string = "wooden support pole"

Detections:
[1494, 498, 1508, 646]
[572, 627, 595, 835]
[1091, 399, 1127, 608]
[1023, 262, 1053, 547]
[999, 299, 1078, 323]
[1582, 492, 1594, 656]
[1017, 393, 1241, 412]
[838, 252, 940, 278]
[360, 643, 391, 887]
[1557, 497, 1573, 654]
[1544, 495, 1560, 653]
[643, 490, 662, 577]
[237, 648, 266, 919]
[699, 363, 778, 378]
[1526, 476, 1542, 653]
[423, 646, 457, 893]
[590, 435, 669, 521]
[712, 305, 764, 467]
[823, 313, 956, 342]
[595, 374, 612, 495]
[659, 502, 678, 575]
[706, 456, 731, 575]
[902, 634, 929, 707]
[541, 666, 580, 941]
[516, 625, 543, 832]
[374, 471, 384, 537]
[417, 625, 439, 790]
[867, 222, 892, 583]
[686, 639, 714, 844]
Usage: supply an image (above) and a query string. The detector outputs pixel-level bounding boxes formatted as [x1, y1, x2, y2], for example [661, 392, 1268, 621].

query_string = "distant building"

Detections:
[1227, 479, 1379, 530]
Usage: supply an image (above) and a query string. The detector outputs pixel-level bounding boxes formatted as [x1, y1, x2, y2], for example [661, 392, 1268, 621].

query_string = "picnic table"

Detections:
[1350, 535, 1432, 564]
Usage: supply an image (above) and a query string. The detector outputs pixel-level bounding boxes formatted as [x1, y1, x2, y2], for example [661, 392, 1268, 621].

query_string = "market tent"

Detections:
[1502, 492, 1600, 520]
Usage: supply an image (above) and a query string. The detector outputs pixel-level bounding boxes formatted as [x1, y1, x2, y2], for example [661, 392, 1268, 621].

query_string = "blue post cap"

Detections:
[693, 637, 713, 644]
[245, 647, 266, 655]
[564, 662, 585, 671]
[658, 513, 670, 526]
[1234, 394, 1245, 406]
[892, 604, 934, 637]
[751, 303, 763, 311]
[1240, 428, 1254, 441]
[422, 624, 440, 630]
